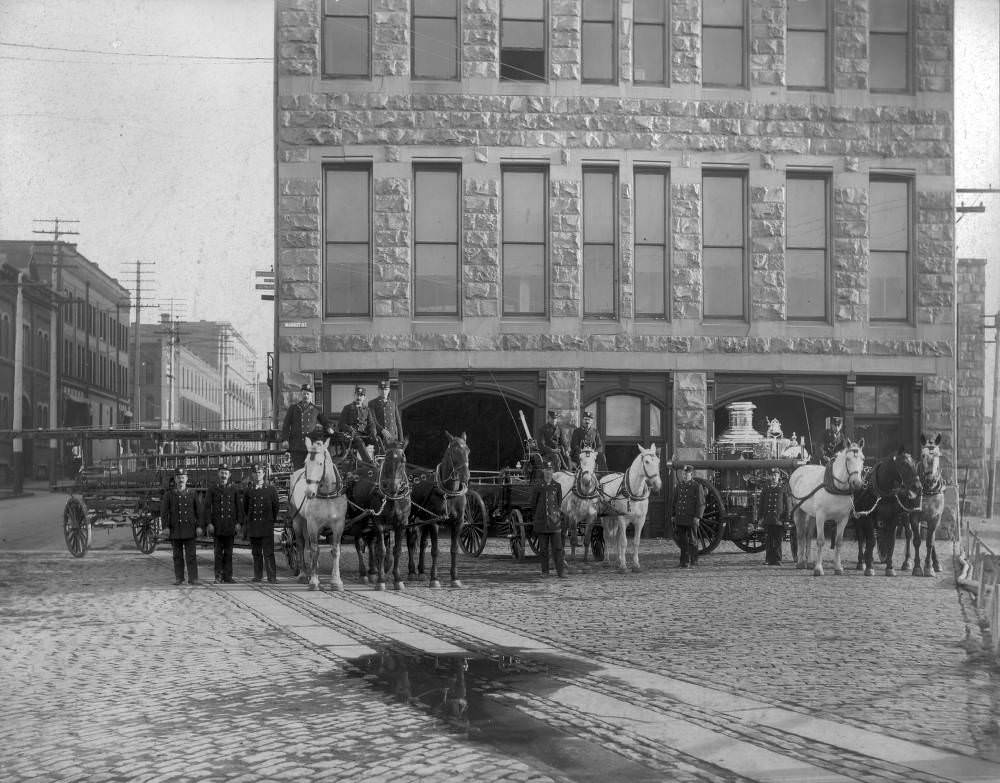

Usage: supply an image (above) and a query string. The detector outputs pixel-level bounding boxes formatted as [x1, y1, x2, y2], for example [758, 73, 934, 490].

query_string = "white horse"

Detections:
[289, 436, 348, 590]
[788, 439, 866, 576]
[553, 447, 600, 560]
[590, 445, 662, 572]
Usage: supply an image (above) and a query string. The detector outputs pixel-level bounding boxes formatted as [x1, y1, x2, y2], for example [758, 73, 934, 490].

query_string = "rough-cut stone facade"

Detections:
[956, 258, 986, 517]
[750, 0, 785, 87]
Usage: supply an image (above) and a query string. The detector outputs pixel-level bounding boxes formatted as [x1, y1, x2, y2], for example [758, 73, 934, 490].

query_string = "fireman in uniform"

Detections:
[570, 410, 606, 471]
[205, 463, 241, 583]
[338, 385, 379, 463]
[369, 379, 404, 448]
[242, 463, 280, 583]
[819, 415, 849, 465]
[530, 460, 567, 578]
[672, 465, 705, 568]
[160, 467, 202, 585]
[759, 468, 788, 565]
[280, 383, 321, 470]
[536, 410, 570, 471]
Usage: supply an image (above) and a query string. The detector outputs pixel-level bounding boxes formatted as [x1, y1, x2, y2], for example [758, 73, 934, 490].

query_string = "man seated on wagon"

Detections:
[337, 385, 379, 464]
[818, 416, 849, 465]
[570, 410, 606, 471]
[536, 410, 570, 471]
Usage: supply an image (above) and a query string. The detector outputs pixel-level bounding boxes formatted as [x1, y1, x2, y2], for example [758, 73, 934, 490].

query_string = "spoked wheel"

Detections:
[131, 514, 161, 555]
[693, 478, 726, 556]
[590, 525, 606, 561]
[63, 497, 91, 558]
[526, 527, 540, 556]
[459, 490, 488, 557]
[732, 523, 767, 553]
[281, 526, 301, 576]
[506, 510, 526, 561]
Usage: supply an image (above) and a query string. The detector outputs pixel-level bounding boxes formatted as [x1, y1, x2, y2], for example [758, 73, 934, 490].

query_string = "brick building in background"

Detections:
[275, 0, 981, 528]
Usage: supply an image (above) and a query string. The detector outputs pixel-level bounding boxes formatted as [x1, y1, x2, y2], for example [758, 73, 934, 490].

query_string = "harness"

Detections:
[408, 445, 470, 522]
[787, 452, 860, 516]
[290, 455, 345, 519]
[569, 470, 601, 500]
[598, 457, 658, 512]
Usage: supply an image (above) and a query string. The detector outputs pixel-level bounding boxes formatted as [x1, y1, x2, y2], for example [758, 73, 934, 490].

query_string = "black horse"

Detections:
[851, 447, 921, 576]
[407, 431, 470, 588]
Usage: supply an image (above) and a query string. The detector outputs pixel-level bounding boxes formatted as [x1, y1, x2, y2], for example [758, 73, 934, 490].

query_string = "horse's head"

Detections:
[379, 437, 409, 500]
[890, 446, 921, 502]
[575, 446, 599, 494]
[837, 438, 866, 491]
[441, 430, 471, 487]
[919, 433, 942, 483]
[302, 435, 334, 498]
[632, 444, 663, 494]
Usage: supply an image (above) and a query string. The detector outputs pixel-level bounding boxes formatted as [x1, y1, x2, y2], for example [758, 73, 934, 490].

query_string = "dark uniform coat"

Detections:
[821, 428, 849, 463]
[530, 479, 564, 534]
[281, 400, 320, 452]
[570, 425, 604, 466]
[757, 483, 787, 526]
[537, 422, 569, 468]
[161, 487, 200, 540]
[672, 480, 706, 528]
[369, 396, 404, 443]
[243, 484, 280, 539]
[338, 401, 378, 441]
[205, 483, 242, 536]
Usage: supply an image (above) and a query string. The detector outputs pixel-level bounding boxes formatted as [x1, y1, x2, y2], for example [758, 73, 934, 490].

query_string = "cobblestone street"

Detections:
[2, 532, 999, 782]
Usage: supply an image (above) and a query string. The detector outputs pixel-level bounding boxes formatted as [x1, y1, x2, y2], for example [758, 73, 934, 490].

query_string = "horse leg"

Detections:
[373, 525, 388, 591]
[405, 526, 420, 580]
[882, 517, 897, 577]
[794, 510, 808, 570]
[295, 520, 310, 585]
[831, 520, 846, 576]
[855, 519, 865, 571]
[392, 524, 406, 591]
[630, 517, 645, 572]
[329, 525, 344, 591]
[307, 532, 321, 590]
[427, 524, 441, 588]
[419, 526, 430, 577]
[812, 516, 825, 576]
[354, 535, 367, 583]
[449, 520, 463, 588]
[901, 520, 913, 572]
[923, 523, 936, 576]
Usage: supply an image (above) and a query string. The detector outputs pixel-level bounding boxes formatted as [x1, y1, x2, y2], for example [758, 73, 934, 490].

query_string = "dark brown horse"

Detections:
[903, 434, 946, 577]
[407, 431, 470, 588]
[850, 447, 921, 576]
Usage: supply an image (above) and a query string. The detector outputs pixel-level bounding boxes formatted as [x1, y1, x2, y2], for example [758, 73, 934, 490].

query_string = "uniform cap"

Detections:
[831, 416, 843, 425]
[300, 383, 313, 393]
[378, 379, 391, 390]
[217, 463, 230, 472]
[541, 460, 554, 470]
[582, 411, 594, 420]
[355, 385, 366, 396]
[547, 410, 558, 418]
[174, 467, 188, 476]
[681, 465, 694, 473]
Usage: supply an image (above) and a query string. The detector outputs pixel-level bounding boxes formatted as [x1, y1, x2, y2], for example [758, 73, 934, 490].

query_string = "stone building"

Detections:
[275, 0, 980, 528]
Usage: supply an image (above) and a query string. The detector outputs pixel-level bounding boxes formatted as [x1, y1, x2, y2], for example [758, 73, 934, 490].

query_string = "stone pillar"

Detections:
[750, 174, 785, 320]
[750, 0, 785, 87]
[916, 190, 955, 325]
[277, 0, 319, 77]
[916, 0, 953, 93]
[834, 0, 868, 90]
[463, 177, 500, 317]
[619, 176, 634, 319]
[373, 0, 409, 77]
[546, 369, 581, 430]
[671, 172, 701, 319]
[956, 258, 986, 517]
[832, 177, 869, 322]
[551, 178, 582, 316]
[373, 176, 411, 316]
[670, 0, 700, 84]
[550, 0, 581, 81]
[464, 0, 499, 79]
[673, 372, 708, 461]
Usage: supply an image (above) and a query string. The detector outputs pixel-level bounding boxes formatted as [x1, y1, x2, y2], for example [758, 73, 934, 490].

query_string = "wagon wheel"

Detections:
[693, 478, 725, 556]
[526, 525, 540, 556]
[505, 510, 526, 561]
[590, 524, 606, 562]
[459, 490, 488, 557]
[731, 519, 767, 553]
[131, 513, 161, 555]
[63, 497, 91, 558]
[281, 526, 301, 576]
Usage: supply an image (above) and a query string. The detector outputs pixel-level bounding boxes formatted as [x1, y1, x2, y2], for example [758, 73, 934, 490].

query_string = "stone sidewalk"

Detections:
[1, 537, 998, 782]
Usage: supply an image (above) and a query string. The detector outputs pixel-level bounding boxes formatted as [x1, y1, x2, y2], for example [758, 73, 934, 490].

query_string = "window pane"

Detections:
[635, 173, 666, 243]
[503, 19, 545, 48]
[326, 170, 369, 242]
[786, 177, 825, 248]
[787, 31, 827, 88]
[415, 244, 458, 314]
[500, 48, 546, 81]
[634, 25, 665, 83]
[582, 23, 614, 81]
[703, 0, 743, 26]
[871, 33, 908, 90]
[605, 395, 642, 437]
[415, 170, 457, 241]
[326, 0, 368, 13]
[703, 175, 743, 246]
[877, 386, 900, 415]
[635, 245, 666, 315]
[583, 0, 614, 20]
[413, 18, 457, 78]
[584, 171, 615, 243]
[584, 245, 615, 314]
[871, 0, 908, 31]
[325, 243, 369, 315]
[414, 0, 456, 13]
[702, 28, 743, 85]
[649, 403, 662, 437]
[870, 180, 908, 250]
[786, 249, 825, 319]
[635, 0, 665, 23]
[324, 18, 368, 76]
[503, 171, 545, 240]
[788, 0, 827, 28]
[854, 386, 876, 414]
[503, 245, 545, 314]
[870, 251, 907, 319]
[504, 0, 543, 18]
[703, 247, 744, 317]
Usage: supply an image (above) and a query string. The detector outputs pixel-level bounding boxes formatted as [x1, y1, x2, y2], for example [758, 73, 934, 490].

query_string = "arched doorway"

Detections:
[713, 392, 840, 458]
[402, 392, 534, 471]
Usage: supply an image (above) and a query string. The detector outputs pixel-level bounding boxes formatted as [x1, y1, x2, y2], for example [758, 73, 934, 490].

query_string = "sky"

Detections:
[0, 0, 275, 372]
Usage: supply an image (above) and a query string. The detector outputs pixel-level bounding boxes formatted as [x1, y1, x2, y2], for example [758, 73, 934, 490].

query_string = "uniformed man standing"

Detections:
[570, 410, 606, 471]
[280, 384, 320, 470]
[536, 410, 569, 471]
[530, 460, 567, 578]
[759, 468, 788, 565]
[338, 385, 378, 462]
[243, 463, 280, 583]
[672, 465, 705, 568]
[205, 463, 241, 583]
[160, 467, 202, 585]
[369, 379, 404, 448]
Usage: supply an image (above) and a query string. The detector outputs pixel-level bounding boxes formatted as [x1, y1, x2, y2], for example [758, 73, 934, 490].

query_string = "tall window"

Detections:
[634, 169, 669, 318]
[786, 174, 828, 320]
[702, 0, 744, 87]
[869, 176, 910, 321]
[633, 0, 667, 84]
[502, 167, 546, 316]
[870, 0, 909, 91]
[500, 0, 546, 81]
[583, 168, 617, 318]
[853, 382, 904, 464]
[324, 166, 371, 317]
[414, 166, 460, 315]
[322, 0, 370, 78]
[582, 0, 616, 83]
[787, 0, 828, 89]
[702, 170, 746, 319]
[412, 0, 459, 79]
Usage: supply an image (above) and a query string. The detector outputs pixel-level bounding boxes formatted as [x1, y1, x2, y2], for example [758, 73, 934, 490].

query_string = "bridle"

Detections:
[604, 451, 660, 504]
[920, 447, 944, 496]
[830, 447, 863, 492]
[435, 439, 469, 499]
[377, 447, 411, 502]
[302, 449, 343, 499]
[571, 448, 600, 499]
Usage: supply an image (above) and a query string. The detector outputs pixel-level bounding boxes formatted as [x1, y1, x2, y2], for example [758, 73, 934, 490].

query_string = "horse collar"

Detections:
[823, 460, 854, 496]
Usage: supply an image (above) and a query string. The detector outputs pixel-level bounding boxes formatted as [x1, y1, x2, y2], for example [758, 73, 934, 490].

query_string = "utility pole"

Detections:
[33, 218, 79, 484]
[11, 270, 25, 495]
[158, 300, 186, 430]
[120, 261, 156, 427]
[988, 312, 1000, 517]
